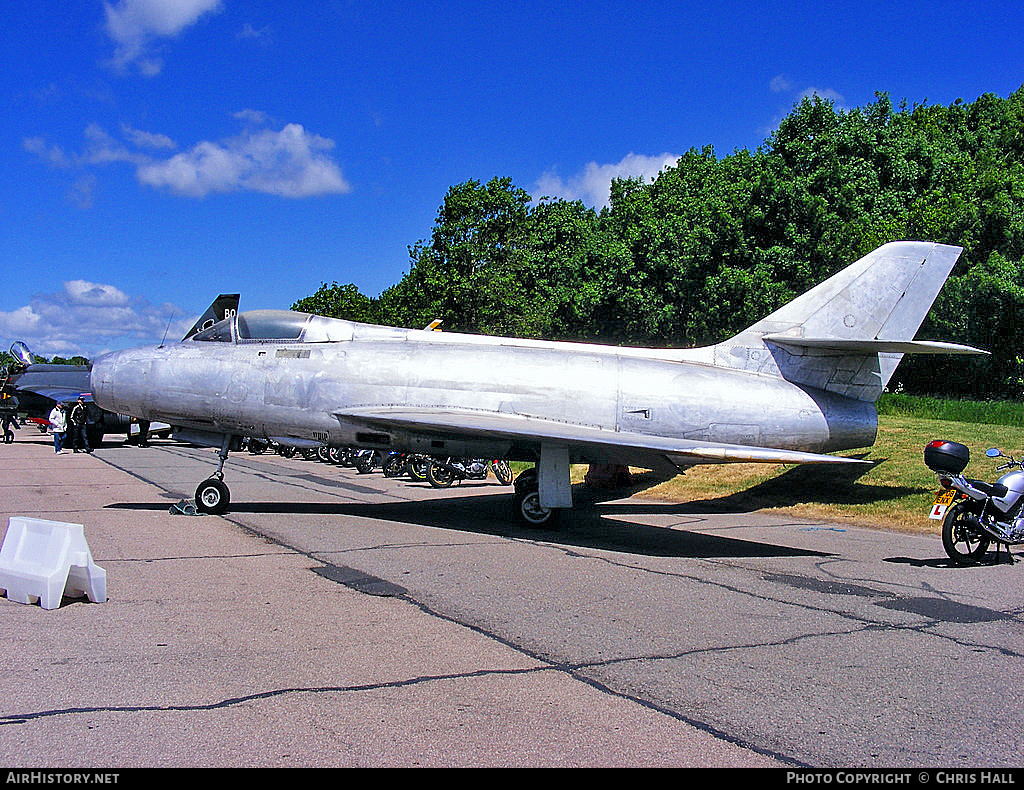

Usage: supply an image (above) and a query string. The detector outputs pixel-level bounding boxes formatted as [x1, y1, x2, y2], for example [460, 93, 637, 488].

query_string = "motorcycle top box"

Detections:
[924, 440, 970, 474]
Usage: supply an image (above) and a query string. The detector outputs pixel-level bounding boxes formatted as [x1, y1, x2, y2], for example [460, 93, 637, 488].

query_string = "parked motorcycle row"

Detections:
[240, 438, 514, 489]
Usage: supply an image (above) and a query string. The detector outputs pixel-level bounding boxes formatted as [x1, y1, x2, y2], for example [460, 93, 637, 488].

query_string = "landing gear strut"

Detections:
[195, 435, 234, 515]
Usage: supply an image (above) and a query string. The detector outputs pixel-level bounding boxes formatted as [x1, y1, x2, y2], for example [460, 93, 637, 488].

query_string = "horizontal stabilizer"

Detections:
[335, 406, 869, 469]
[762, 335, 989, 355]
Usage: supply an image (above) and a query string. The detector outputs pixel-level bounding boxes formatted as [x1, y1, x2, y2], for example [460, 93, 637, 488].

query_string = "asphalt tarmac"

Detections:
[1, 433, 1022, 768]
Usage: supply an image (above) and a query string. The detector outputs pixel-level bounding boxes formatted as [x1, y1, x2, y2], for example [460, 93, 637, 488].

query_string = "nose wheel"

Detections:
[195, 476, 230, 515]
[194, 434, 234, 515]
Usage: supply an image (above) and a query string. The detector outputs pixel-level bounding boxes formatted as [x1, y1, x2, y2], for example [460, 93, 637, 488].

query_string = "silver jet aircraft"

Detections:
[90, 241, 984, 524]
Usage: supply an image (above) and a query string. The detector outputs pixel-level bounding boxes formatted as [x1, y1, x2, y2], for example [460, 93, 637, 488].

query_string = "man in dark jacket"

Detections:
[69, 395, 92, 453]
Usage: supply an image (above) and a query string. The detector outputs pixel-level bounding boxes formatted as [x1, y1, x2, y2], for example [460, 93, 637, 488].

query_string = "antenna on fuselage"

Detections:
[159, 309, 176, 348]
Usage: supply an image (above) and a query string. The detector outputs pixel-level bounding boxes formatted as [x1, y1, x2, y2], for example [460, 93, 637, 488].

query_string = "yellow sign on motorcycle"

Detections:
[929, 488, 957, 520]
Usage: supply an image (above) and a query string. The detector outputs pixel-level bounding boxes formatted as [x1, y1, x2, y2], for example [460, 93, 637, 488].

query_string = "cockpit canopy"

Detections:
[189, 310, 354, 343]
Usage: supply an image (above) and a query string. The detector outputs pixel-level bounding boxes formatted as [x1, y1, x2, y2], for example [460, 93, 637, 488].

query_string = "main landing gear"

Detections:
[511, 467, 561, 528]
[195, 435, 233, 515]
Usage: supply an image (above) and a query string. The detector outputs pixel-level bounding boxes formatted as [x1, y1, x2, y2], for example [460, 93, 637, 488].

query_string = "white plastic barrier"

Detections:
[0, 517, 107, 609]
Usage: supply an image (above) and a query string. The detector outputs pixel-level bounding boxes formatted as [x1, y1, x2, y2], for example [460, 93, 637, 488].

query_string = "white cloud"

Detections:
[121, 123, 176, 150]
[103, 0, 223, 75]
[797, 86, 846, 107]
[64, 281, 131, 307]
[137, 123, 352, 198]
[769, 76, 847, 109]
[535, 152, 679, 208]
[0, 284, 188, 359]
[24, 115, 352, 202]
[22, 137, 70, 168]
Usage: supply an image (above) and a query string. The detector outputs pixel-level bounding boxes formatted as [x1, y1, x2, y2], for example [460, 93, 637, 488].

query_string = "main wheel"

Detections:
[195, 478, 230, 515]
[513, 487, 559, 527]
[426, 460, 456, 488]
[941, 502, 990, 564]
[3, 430, 13, 444]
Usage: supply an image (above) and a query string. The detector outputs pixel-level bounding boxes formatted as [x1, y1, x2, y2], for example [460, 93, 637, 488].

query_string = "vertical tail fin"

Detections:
[712, 242, 985, 401]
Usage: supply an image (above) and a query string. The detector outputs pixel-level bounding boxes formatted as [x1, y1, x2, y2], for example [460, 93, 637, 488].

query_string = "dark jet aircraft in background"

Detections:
[90, 243, 985, 524]
[2, 294, 239, 446]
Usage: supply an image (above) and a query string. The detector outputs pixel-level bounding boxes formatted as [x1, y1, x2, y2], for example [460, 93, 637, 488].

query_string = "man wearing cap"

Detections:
[69, 395, 91, 453]
[48, 402, 67, 453]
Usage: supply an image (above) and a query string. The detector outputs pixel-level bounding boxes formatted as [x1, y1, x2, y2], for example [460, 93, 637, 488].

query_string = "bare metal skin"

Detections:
[91, 242, 984, 523]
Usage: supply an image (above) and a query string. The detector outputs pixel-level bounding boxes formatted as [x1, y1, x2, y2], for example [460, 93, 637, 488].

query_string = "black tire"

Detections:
[195, 478, 230, 515]
[513, 488, 559, 527]
[407, 455, 430, 482]
[277, 445, 296, 458]
[382, 454, 405, 477]
[513, 467, 538, 492]
[941, 501, 990, 564]
[3, 430, 13, 444]
[426, 459, 457, 488]
[354, 455, 375, 474]
[249, 440, 266, 455]
[492, 460, 513, 485]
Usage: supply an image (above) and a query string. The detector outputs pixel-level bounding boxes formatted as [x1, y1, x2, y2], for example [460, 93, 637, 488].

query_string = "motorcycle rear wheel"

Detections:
[407, 455, 430, 482]
[941, 502, 991, 564]
[382, 454, 405, 477]
[426, 460, 456, 488]
[492, 460, 513, 485]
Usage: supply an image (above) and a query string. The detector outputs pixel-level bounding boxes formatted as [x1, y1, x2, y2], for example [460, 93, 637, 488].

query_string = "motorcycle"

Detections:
[925, 440, 1024, 564]
[352, 448, 384, 474]
[381, 451, 411, 478]
[426, 456, 513, 488]
[379, 451, 432, 480]
[404, 453, 431, 483]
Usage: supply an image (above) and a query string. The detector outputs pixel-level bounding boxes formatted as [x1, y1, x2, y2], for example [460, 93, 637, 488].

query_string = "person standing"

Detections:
[48, 402, 67, 453]
[69, 396, 91, 453]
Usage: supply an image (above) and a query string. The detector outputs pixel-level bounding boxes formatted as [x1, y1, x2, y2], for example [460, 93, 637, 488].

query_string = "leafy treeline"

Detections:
[294, 87, 1024, 400]
[0, 351, 87, 367]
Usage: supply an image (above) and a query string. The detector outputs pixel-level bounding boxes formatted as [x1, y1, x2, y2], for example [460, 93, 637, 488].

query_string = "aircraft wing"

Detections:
[15, 385, 91, 404]
[334, 406, 869, 469]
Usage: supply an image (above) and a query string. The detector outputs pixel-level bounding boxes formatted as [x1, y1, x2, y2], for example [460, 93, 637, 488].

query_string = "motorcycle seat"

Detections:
[968, 479, 1009, 499]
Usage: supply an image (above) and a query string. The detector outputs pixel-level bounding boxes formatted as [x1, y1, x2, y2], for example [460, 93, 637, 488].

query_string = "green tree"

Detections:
[297, 85, 1024, 399]
[292, 282, 376, 323]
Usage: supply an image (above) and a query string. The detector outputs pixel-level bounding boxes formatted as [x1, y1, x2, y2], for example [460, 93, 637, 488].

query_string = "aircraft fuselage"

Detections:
[91, 323, 876, 467]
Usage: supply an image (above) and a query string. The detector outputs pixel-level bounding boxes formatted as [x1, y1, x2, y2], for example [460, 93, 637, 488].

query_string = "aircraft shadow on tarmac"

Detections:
[109, 483, 832, 560]
[632, 456, 923, 513]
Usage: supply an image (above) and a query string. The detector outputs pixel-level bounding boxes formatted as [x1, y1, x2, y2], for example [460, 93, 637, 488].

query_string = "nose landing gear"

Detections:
[194, 435, 234, 515]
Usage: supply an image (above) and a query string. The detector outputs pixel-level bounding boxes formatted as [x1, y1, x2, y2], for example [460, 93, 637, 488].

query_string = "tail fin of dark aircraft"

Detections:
[712, 242, 986, 402]
[182, 294, 240, 340]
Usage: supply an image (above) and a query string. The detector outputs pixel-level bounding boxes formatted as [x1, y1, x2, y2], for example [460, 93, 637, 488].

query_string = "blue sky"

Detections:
[2, 0, 1022, 358]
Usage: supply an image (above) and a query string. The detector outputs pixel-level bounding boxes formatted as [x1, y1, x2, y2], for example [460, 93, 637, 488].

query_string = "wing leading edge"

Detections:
[334, 406, 869, 469]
